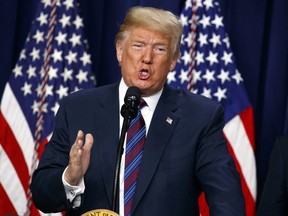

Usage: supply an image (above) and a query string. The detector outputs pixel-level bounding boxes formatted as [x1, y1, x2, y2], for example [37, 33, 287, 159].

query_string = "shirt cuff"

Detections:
[62, 167, 85, 208]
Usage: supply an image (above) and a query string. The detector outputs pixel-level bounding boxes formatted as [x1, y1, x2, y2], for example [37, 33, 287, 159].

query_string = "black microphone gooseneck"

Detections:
[112, 86, 141, 212]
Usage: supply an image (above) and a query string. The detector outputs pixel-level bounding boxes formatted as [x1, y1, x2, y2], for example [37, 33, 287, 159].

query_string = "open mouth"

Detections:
[139, 69, 149, 79]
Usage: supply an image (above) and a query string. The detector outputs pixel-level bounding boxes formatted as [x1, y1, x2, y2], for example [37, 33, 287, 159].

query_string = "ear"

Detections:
[116, 40, 123, 63]
[169, 58, 177, 71]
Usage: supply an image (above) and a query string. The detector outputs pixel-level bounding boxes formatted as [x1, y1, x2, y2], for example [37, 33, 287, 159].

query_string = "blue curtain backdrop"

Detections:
[0, 0, 287, 207]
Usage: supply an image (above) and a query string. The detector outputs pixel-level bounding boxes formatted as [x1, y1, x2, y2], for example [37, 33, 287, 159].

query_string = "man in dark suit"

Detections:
[257, 135, 288, 215]
[30, 6, 245, 216]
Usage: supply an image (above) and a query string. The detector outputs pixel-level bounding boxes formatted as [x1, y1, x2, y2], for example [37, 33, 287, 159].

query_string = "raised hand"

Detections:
[64, 130, 94, 185]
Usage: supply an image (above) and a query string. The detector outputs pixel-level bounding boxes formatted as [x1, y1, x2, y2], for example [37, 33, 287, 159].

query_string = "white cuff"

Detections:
[62, 167, 85, 207]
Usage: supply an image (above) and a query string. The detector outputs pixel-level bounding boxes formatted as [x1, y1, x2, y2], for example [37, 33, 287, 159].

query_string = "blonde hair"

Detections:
[115, 6, 183, 59]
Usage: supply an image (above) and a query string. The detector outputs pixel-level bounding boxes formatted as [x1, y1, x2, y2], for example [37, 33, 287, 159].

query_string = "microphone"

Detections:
[121, 86, 141, 120]
[112, 86, 142, 213]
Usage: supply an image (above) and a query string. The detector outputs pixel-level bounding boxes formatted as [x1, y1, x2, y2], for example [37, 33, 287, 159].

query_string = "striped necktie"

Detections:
[124, 99, 146, 216]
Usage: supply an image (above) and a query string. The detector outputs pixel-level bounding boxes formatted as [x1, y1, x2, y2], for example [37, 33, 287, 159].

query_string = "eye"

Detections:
[154, 45, 167, 54]
[132, 42, 144, 50]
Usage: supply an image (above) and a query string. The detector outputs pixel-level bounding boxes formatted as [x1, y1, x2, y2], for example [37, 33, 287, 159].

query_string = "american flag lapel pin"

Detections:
[166, 117, 173, 125]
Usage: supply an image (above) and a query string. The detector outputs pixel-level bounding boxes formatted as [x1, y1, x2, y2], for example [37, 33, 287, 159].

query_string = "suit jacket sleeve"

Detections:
[30, 95, 76, 212]
[195, 103, 245, 216]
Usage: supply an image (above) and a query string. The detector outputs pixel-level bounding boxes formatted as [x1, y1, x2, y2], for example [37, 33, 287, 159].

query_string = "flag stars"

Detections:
[56, 85, 69, 99]
[33, 30, 44, 44]
[31, 100, 39, 114]
[232, 70, 243, 84]
[20, 49, 26, 60]
[36, 12, 48, 26]
[180, 14, 188, 27]
[65, 51, 77, 64]
[12, 64, 23, 77]
[40, 67, 46, 79]
[73, 15, 84, 29]
[80, 52, 91, 66]
[167, 71, 176, 84]
[61, 68, 73, 82]
[59, 14, 71, 28]
[181, 50, 192, 65]
[76, 69, 88, 84]
[31, 101, 48, 115]
[201, 87, 212, 98]
[192, 70, 202, 84]
[40, 102, 49, 114]
[73, 86, 80, 93]
[198, 33, 208, 47]
[41, 0, 52, 8]
[222, 36, 230, 48]
[195, 51, 205, 65]
[206, 51, 218, 66]
[203, 0, 214, 10]
[202, 69, 215, 84]
[63, 0, 74, 10]
[221, 51, 233, 65]
[184, 0, 192, 10]
[179, 69, 189, 84]
[195, 0, 203, 9]
[209, 33, 221, 48]
[184, 32, 193, 47]
[27, 65, 36, 79]
[21, 82, 32, 96]
[213, 87, 227, 102]
[44, 84, 54, 97]
[51, 49, 63, 62]
[51, 102, 60, 116]
[48, 66, 58, 80]
[30, 48, 40, 61]
[69, 33, 81, 47]
[55, 31, 67, 45]
[36, 84, 42, 97]
[217, 69, 231, 84]
[199, 15, 211, 29]
[211, 15, 224, 29]
[180, 34, 185, 45]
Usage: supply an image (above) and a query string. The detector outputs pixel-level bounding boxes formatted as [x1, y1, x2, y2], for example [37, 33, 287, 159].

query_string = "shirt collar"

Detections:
[119, 78, 162, 113]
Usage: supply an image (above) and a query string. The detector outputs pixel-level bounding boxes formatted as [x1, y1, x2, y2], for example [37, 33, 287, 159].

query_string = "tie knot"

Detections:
[139, 98, 147, 109]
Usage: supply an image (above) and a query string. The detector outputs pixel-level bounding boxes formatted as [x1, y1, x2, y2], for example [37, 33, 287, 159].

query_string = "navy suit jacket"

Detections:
[31, 82, 245, 215]
[257, 135, 288, 216]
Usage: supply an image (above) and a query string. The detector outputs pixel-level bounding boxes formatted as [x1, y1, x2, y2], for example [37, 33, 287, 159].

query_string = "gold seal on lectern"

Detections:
[81, 209, 119, 216]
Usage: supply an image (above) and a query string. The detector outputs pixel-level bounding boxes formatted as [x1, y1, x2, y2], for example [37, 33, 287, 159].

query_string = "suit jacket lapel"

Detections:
[132, 84, 180, 212]
[93, 83, 120, 206]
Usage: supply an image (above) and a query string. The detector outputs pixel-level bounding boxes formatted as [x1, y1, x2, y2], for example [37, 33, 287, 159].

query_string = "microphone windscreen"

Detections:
[124, 86, 141, 106]
[121, 86, 142, 119]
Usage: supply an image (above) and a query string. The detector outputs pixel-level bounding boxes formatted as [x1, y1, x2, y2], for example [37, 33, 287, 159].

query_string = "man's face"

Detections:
[116, 27, 177, 97]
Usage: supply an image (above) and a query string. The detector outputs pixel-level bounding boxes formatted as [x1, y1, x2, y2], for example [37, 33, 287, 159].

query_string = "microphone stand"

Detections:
[112, 106, 132, 212]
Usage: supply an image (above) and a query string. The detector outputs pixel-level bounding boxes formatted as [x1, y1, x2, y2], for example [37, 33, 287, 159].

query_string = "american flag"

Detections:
[168, 0, 256, 215]
[0, 0, 95, 215]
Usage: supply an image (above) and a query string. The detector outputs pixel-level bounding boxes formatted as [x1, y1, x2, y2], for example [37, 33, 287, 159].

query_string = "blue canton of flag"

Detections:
[10, 0, 95, 141]
[168, 0, 250, 123]
[168, 0, 256, 215]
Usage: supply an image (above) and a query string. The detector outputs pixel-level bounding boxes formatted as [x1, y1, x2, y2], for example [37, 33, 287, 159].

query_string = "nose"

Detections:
[141, 49, 152, 64]
[142, 57, 152, 64]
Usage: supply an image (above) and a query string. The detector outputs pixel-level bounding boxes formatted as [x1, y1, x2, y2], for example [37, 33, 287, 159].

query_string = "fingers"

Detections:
[81, 133, 94, 174]
[65, 130, 94, 185]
